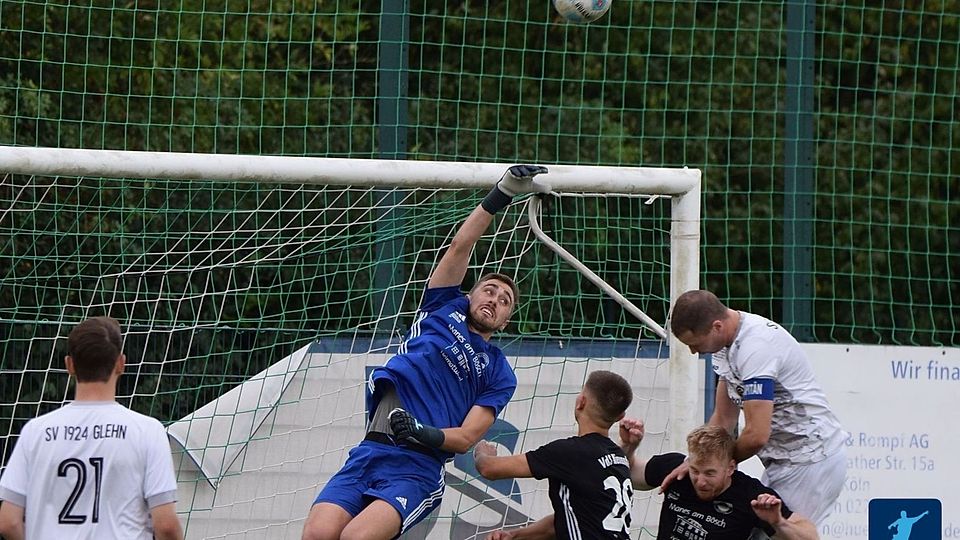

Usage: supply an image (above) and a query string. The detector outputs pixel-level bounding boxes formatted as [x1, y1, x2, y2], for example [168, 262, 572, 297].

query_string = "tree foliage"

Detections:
[0, 0, 956, 427]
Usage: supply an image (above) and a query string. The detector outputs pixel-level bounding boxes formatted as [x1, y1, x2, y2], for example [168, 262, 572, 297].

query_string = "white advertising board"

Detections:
[171, 341, 693, 539]
[808, 343, 958, 539]
[170, 341, 958, 539]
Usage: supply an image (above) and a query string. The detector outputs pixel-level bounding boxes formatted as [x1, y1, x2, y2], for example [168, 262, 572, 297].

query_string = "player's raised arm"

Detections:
[751, 494, 820, 540]
[618, 417, 655, 490]
[428, 165, 548, 289]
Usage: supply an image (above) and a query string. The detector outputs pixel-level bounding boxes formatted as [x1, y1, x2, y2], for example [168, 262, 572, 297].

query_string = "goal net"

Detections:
[0, 148, 700, 539]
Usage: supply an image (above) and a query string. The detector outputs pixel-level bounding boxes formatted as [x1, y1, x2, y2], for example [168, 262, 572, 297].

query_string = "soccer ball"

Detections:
[552, 0, 612, 23]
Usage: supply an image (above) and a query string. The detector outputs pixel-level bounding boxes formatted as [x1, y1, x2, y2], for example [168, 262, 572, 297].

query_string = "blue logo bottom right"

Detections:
[869, 498, 941, 540]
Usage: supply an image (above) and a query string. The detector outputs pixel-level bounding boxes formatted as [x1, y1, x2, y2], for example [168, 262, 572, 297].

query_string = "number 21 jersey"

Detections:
[0, 401, 178, 540]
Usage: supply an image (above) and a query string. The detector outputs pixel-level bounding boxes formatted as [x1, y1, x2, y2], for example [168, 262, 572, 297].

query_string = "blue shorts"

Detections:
[313, 438, 446, 535]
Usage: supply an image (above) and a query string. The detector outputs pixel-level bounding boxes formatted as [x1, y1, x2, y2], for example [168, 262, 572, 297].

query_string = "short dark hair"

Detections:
[669, 290, 728, 335]
[583, 370, 633, 426]
[68, 316, 123, 383]
[471, 272, 520, 309]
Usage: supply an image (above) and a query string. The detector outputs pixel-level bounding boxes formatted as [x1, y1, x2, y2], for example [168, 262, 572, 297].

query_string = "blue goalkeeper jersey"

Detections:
[368, 285, 517, 460]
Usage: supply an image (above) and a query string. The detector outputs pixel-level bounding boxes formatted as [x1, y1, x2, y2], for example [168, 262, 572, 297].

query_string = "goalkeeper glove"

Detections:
[481, 164, 549, 215]
[388, 408, 445, 449]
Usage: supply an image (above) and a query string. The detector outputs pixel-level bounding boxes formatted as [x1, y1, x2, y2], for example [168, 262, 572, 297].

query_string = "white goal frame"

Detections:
[0, 144, 701, 453]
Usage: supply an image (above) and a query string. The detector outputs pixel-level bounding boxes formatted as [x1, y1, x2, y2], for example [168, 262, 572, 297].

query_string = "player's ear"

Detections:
[65, 355, 76, 376]
[575, 392, 586, 411]
[115, 353, 126, 375]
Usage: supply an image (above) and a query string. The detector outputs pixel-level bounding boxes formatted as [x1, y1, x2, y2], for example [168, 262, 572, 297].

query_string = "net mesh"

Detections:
[1, 1, 953, 345]
[0, 175, 676, 536]
[1, 0, 958, 537]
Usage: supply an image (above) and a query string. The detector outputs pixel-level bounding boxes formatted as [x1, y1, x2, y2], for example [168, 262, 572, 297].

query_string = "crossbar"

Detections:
[0, 146, 700, 195]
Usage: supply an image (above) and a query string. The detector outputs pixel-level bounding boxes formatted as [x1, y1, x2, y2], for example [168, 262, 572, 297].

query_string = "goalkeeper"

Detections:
[301, 165, 548, 540]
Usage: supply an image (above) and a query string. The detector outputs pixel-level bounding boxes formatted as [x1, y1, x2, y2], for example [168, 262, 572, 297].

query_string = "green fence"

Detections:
[1, 1, 956, 384]
[0, 2, 956, 537]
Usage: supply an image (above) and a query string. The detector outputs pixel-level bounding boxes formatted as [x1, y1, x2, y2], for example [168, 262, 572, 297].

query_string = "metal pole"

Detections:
[373, 0, 410, 334]
[783, 0, 816, 341]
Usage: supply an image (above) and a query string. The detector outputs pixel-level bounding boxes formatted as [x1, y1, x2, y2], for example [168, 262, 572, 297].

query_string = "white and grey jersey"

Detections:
[0, 401, 177, 540]
[712, 312, 846, 466]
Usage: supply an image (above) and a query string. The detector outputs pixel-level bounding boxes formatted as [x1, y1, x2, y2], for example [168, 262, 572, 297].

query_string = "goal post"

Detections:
[0, 144, 701, 443]
[0, 145, 701, 537]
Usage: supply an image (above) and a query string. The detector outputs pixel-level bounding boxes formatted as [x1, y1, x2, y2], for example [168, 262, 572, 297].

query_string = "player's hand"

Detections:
[485, 530, 516, 540]
[473, 439, 499, 461]
[750, 493, 784, 525]
[659, 460, 689, 493]
[497, 165, 549, 196]
[618, 417, 645, 454]
[388, 408, 445, 449]
[482, 164, 549, 214]
[388, 407, 418, 441]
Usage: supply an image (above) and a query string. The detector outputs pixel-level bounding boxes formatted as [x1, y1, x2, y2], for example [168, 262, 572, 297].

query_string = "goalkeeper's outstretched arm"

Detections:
[429, 165, 547, 289]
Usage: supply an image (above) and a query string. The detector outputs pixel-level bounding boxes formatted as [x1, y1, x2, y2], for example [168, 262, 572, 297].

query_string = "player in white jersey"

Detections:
[663, 290, 847, 526]
[0, 316, 182, 540]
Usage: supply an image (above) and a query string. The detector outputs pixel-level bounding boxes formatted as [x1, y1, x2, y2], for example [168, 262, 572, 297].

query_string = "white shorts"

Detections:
[762, 446, 847, 526]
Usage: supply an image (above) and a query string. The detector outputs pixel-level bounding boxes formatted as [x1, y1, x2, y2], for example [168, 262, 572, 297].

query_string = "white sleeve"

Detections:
[737, 340, 780, 381]
[141, 420, 178, 508]
[0, 422, 34, 507]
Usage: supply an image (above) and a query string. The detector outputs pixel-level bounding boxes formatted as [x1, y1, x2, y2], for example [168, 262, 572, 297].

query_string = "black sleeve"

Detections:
[526, 437, 584, 482]
[745, 477, 793, 535]
[753, 482, 793, 520]
[643, 452, 686, 488]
